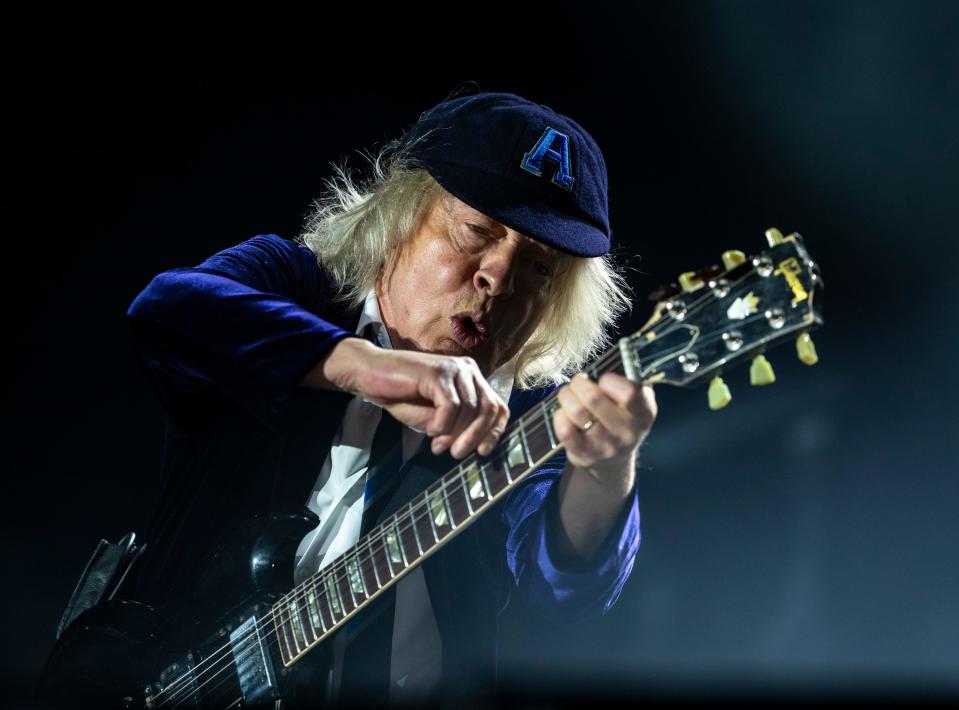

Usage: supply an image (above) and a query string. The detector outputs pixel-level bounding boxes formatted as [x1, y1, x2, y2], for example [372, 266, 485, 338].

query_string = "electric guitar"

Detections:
[40, 229, 823, 708]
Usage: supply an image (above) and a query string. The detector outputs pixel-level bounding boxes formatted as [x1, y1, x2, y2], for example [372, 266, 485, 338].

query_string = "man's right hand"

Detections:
[301, 337, 510, 459]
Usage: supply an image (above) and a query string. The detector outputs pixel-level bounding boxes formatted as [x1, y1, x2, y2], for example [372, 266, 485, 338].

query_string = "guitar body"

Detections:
[41, 512, 329, 708]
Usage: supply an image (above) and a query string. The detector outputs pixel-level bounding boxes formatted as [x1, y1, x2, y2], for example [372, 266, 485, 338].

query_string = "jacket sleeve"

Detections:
[501, 387, 641, 623]
[126, 234, 358, 425]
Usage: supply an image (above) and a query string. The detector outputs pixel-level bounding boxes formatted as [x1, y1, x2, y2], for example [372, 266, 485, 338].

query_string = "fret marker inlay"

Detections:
[465, 463, 485, 500]
[507, 430, 526, 468]
[385, 525, 404, 565]
[346, 557, 366, 596]
[429, 490, 449, 527]
[324, 574, 342, 616]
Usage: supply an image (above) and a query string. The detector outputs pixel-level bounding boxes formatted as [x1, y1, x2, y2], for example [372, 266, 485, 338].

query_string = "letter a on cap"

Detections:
[520, 127, 574, 191]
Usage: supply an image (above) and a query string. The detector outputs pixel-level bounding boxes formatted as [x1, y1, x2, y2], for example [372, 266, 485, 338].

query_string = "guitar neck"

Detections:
[269, 344, 631, 667]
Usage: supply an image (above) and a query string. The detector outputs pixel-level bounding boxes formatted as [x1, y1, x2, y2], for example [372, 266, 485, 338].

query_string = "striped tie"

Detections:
[360, 411, 404, 536]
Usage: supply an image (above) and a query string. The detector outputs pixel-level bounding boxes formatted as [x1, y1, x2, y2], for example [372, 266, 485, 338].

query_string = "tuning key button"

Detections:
[753, 256, 774, 277]
[721, 250, 746, 271]
[722, 331, 744, 351]
[765, 308, 786, 329]
[708, 278, 731, 299]
[765, 227, 786, 246]
[750, 355, 776, 385]
[796, 333, 819, 365]
[665, 298, 688, 321]
[678, 352, 700, 373]
[708, 376, 732, 410]
[678, 271, 705, 293]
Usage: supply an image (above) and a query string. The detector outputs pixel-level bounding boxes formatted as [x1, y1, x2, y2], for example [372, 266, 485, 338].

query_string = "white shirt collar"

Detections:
[357, 290, 515, 403]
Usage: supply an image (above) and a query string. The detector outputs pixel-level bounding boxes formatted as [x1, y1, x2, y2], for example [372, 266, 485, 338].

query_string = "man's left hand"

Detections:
[553, 372, 657, 490]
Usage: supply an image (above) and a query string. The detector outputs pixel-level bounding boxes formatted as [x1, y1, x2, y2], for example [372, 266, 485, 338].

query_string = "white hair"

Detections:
[297, 141, 631, 389]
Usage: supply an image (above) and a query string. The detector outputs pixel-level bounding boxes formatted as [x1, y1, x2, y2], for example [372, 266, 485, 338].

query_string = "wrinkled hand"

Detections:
[314, 337, 509, 459]
[553, 372, 657, 483]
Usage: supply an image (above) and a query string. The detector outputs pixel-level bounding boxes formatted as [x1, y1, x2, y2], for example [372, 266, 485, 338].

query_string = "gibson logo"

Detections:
[774, 257, 808, 305]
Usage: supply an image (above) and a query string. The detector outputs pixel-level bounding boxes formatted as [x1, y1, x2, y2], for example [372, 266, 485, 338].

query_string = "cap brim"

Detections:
[423, 163, 610, 258]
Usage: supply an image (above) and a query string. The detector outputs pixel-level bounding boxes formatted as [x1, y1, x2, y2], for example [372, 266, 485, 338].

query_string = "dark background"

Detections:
[4, 1, 958, 705]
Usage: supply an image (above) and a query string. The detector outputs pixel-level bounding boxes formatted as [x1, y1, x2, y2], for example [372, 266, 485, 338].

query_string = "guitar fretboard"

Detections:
[270, 352, 627, 667]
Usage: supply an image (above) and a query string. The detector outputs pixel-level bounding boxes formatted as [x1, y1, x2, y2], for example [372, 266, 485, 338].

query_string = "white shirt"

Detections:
[294, 290, 515, 701]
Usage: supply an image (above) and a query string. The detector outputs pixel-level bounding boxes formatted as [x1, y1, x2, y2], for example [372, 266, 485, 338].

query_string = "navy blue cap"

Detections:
[401, 92, 611, 257]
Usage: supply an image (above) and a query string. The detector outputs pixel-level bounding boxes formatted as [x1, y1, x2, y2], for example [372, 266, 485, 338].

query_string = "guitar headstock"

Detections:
[623, 228, 823, 409]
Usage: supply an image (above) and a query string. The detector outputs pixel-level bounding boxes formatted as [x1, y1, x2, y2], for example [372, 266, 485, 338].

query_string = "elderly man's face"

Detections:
[377, 192, 562, 376]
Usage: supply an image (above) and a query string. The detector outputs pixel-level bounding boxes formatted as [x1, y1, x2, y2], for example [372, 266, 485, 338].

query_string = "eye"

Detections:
[467, 224, 491, 237]
[534, 261, 553, 277]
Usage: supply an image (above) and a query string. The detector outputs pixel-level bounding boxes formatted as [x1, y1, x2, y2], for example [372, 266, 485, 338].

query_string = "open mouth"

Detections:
[450, 312, 489, 351]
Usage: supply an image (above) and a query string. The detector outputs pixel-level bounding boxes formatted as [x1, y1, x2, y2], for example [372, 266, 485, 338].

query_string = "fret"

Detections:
[365, 537, 383, 589]
[479, 460, 495, 497]
[404, 502, 424, 558]
[523, 410, 553, 463]
[381, 525, 399, 574]
[287, 597, 306, 652]
[425, 489, 441, 541]
[459, 469, 475, 515]
[312, 578, 334, 631]
[323, 571, 344, 619]
[441, 485, 457, 528]
[414, 495, 438, 549]
[306, 583, 326, 633]
[337, 569, 357, 612]
[428, 486, 449, 529]
[273, 605, 294, 664]
[483, 454, 509, 496]
[295, 593, 317, 646]
[446, 475, 470, 526]
[543, 403, 557, 448]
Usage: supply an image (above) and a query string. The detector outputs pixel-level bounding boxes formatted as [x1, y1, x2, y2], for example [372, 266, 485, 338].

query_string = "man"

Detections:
[126, 91, 656, 705]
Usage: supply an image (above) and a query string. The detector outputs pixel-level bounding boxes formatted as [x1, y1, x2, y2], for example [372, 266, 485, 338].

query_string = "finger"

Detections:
[567, 373, 634, 442]
[477, 399, 510, 457]
[553, 407, 613, 467]
[424, 362, 462, 437]
[597, 373, 658, 422]
[433, 362, 480, 455]
[449, 378, 507, 459]
[556, 379, 595, 432]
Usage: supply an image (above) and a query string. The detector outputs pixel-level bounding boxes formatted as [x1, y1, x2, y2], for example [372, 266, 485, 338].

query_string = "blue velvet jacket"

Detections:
[126, 234, 640, 690]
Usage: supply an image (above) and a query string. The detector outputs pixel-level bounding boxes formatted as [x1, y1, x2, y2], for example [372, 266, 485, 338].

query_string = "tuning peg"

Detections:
[721, 250, 746, 270]
[765, 227, 786, 246]
[678, 271, 705, 293]
[750, 354, 776, 385]
[796, 333, 819, 365]
[708, 376, 732, 410]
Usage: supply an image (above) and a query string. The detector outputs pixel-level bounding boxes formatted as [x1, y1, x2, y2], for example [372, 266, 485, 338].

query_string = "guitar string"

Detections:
[155, 265, 775, 706]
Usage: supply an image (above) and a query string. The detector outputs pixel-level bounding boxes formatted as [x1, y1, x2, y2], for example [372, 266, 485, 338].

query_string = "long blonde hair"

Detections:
[297, 141, 631, 388]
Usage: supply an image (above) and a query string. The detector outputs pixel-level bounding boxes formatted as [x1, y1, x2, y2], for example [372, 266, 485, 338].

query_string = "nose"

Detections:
[473, 239, 519, 298]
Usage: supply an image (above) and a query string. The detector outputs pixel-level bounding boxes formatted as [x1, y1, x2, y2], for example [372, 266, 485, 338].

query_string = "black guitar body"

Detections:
[40, 512, 332, 709]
